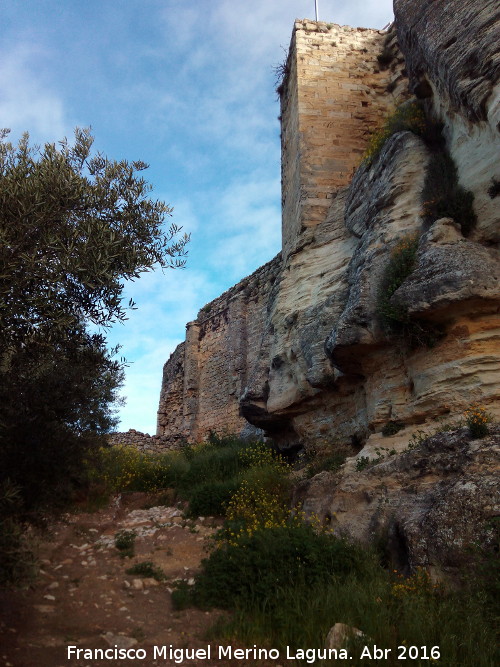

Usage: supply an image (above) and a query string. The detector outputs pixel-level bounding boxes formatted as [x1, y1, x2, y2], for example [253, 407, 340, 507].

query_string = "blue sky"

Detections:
[2, 0, 394, 433]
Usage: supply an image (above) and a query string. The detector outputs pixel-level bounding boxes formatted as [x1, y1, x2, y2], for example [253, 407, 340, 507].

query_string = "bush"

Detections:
[422, 151, 477, 235]
[186, 479, 241, 518]
[464, 406, 490, 439]
[382, 420, 406, 437]
[85, 436, 290, 524]
[362, 101, 426, 165]
[210, 555, 499, 667]
[87, 445, 188, 495]
[192, 524, 367, 610]
[114, 530, 136, 558]
[125, 561, 165, 581]
[377, 234, 442, 347]
[377, 234, 419, 329]
[0, 481, 37, 587]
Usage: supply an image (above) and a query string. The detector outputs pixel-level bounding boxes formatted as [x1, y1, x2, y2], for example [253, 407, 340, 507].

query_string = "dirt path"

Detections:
[0, 494, 272, 667]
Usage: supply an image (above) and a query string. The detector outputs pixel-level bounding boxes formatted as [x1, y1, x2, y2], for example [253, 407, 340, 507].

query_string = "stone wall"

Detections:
[157, 256, 281, 442]
[107, 430, 177, 453]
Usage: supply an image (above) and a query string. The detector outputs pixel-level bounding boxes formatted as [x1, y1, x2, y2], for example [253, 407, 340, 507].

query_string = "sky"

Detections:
[2, 0, 394, 434]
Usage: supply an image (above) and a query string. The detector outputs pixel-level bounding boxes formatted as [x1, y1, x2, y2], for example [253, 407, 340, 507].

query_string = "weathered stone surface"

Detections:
[107, 429, 178, 452]
[394, 0, 500, 242]
[325, 623, 365, 650]
[326, 131, 429, 372]
[281, 20, 405, 258]
[394, 0, 500, 123]
[296, 427, 500, 579]
[392, 218, 500, 317]
[157, 256, 282, 442]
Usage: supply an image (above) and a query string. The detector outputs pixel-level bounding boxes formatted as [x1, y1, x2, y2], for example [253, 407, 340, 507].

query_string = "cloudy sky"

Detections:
[2, 0, 394, 433]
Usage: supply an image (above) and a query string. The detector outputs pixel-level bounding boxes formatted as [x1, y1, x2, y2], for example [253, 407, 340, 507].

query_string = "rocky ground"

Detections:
[0, 494, 276, 667]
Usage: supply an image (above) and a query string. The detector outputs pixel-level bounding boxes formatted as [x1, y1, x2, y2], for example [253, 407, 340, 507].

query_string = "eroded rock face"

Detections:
[394, 0, 500, 242]
[295, 427, 500, 579]
[326, 131, 429, 373]
[392, 218, 500, 317]
[394, 0, 500, 123]
[240, 126, 499, 451]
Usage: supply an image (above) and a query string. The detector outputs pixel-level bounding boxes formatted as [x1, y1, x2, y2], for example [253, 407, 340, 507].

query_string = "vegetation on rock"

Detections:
[161, 435, 498, 667]
[464, 405, 490, 439]
[422, 149, 477, 235]
[376, 234, 419, 330]
[362, 101, 426, 165]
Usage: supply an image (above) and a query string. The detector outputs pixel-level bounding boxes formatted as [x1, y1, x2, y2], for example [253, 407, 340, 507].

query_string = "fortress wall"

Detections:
[157, 256, 281, 442]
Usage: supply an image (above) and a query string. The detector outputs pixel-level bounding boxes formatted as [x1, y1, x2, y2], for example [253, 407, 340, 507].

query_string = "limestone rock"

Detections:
[394, 0, 500, 242]
[327, 131, 429, 373]
[325, 623, 365, 650]
[297, 427, 500, 579]
[394, 0, 500, 123]
[156, 6, 500, 454]
[392, 220, 500, 317]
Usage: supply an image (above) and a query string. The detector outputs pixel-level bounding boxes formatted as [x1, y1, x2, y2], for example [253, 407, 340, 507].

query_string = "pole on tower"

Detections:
[315, 0, 319, 21]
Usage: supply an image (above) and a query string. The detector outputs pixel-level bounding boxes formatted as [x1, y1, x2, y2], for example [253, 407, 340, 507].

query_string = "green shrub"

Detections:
[215, 562, 498, 667]
[377, 234, 442, 346]
[306, 452, 348, 477]
[179, 438, 288, 518]
[186, 479, 240, 518]
[87, 445, 189, 495]
[0, 518, 38, 587]
[192, 524, 367, 610]
[114, 529, 136, 558]
[171, 580, 192, 610]
[178, 446, 242, 492]
[363, 101, 426, 165]
[377, 233, 419, 328]
[382, 420, 406, 437]
[125, 560, 165, 581]
[464, 406, 490, 439]
[0, 480, 38, 587]
[86, 436, 283, 520]
[355, 456, 371, 471]
[422, 151, 477, 235]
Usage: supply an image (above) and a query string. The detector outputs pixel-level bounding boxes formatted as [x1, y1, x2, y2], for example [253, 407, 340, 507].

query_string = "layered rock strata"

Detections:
[394, 0, 500, 241]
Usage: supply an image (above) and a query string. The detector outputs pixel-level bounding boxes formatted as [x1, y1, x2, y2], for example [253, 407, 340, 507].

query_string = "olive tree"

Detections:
[0, 128, 189, 514]
[0, 127, 188, 345]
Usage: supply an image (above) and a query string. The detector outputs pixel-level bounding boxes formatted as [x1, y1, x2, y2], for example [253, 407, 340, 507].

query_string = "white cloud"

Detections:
[0, 44, 72, 142]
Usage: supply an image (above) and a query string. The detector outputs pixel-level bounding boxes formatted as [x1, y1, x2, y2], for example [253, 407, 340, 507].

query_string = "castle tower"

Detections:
[280, 20, 395, 257]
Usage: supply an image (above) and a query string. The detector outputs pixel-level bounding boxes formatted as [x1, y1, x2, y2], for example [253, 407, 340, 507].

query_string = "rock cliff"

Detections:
[157, 3, 499, 456]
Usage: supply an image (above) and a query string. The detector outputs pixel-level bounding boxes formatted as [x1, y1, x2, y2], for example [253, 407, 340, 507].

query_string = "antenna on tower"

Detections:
[315, 0, 319, 21]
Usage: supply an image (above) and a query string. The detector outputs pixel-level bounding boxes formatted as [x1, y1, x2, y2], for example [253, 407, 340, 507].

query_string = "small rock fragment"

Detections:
[102, 633, 138, 649]
[325, 623, 365, 649]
